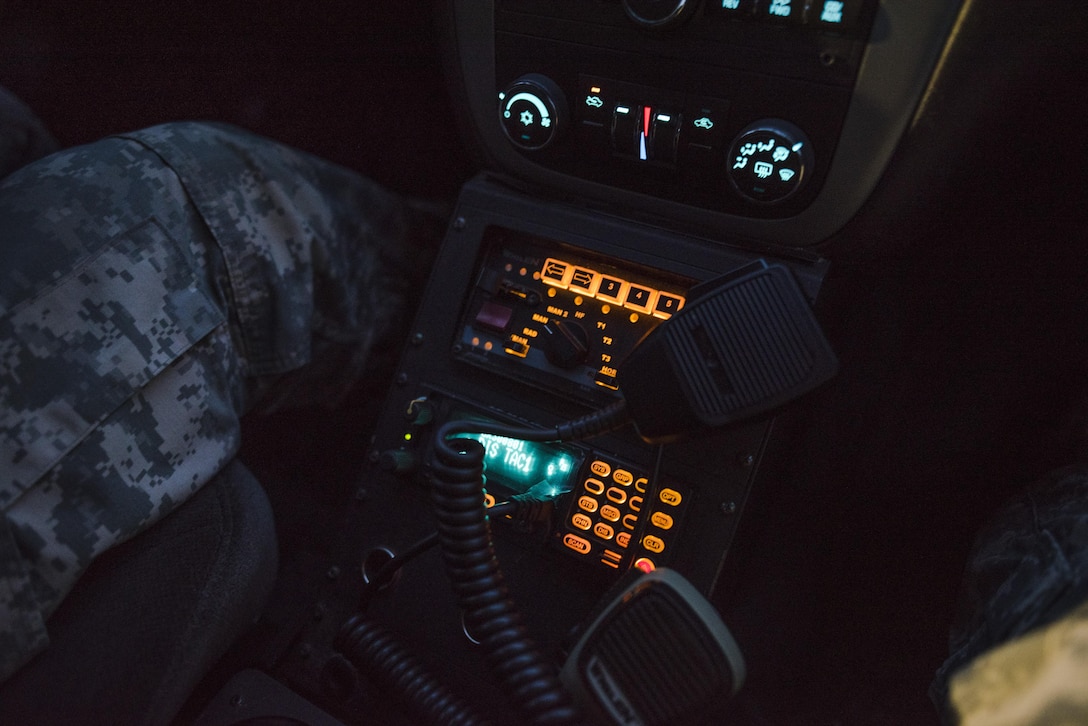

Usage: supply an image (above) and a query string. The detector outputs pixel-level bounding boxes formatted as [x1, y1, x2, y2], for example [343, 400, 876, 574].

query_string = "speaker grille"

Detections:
[582, 588, 733, 724]
[665, 267, 818, 421]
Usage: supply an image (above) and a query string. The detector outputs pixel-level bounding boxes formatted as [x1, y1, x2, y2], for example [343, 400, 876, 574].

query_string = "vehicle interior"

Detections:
[2, 0, 1087, 724]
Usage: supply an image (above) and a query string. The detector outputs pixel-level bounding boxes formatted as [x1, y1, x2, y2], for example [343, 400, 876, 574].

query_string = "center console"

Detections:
[260, 1, 963, 723]
[328, 178, 826, 722]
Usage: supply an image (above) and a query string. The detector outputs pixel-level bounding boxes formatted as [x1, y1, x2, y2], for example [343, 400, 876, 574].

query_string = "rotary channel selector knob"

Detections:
[727, 119, 815, 204]
[541, 319, 590, 369]
[623, 0, 696, 29]
[498, 74, 568, 151]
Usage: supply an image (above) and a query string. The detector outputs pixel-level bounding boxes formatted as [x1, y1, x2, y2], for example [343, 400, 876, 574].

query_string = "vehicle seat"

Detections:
[0, 458, 279, 726]
[0, 85, 59, 178]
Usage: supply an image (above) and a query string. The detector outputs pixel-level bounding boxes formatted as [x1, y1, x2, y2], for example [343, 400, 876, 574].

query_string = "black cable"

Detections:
[337, 615, 488, 726]
[438, 399, 630, 445]
[359, 501, 534, 601]
[363, 531, 440, 596]
[427, 400, 630, 725]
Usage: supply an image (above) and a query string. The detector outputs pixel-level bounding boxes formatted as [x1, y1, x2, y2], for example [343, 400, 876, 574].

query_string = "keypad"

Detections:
[559, 455, 688, 571]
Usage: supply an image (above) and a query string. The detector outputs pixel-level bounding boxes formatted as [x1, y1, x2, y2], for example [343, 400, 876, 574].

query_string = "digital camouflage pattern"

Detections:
[0, 122, 422, 681]
[933, 465, 1088, 723]
[950, 599, 1088, 725]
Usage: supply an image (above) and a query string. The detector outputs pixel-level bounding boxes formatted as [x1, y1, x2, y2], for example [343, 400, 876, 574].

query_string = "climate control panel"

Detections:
[490, 0, 878, 221]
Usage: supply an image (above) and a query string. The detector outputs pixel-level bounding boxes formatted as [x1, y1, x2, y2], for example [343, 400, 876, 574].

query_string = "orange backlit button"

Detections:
[600, 550, 623, 569]
[569, 267, 600, 295]
[503, 338, 529, 357]
[616, 532, 632, 548]
[650, 511, 674, 530]
[593, 522, 615, 540]
[541, 258, 571, 287]
[622, 513, 640, 530]
[659, 488, 683, 506]
[596, 276, 626, 304]
[605, 487, 627, 505]
[624, 284, 655, 314]
[634, 477, 648, 493]
[584, 478, 605, 495]
[590, 460, 612, 478]
[642, 535, 666, 554]
[578, 495, 599, 513]
[653, 292, 685, 320]
[600, 504, 622, 522]
[613, 469, 634, 487]
[629, 495, 644, 513]
[563, 533, 592, 555]
[571, 513, 593, 531]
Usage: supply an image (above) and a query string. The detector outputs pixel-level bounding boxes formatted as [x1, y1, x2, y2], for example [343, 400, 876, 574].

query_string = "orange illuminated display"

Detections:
[539, 257, 685, 319]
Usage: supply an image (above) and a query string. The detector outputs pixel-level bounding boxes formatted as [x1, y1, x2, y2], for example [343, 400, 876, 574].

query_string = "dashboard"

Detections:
[451, 0, 961, 246]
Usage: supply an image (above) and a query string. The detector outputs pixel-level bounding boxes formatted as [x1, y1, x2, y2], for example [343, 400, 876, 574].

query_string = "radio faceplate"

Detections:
[455, 226, 695, 404]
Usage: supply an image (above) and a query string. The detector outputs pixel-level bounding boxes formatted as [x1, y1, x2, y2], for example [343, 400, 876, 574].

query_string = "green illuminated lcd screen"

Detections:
[461, 432, 583, 498]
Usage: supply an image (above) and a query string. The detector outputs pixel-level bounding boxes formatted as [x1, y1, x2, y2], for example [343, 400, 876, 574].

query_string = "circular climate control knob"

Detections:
[727, 119, 815, 204]
[623, 0, 694, 29]
[498, 74, 567, 151]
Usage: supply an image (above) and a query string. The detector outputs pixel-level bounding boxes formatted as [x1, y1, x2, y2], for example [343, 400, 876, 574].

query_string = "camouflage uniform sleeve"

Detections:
[949, 600, 1088, 724]
[931, 466, 1088, 723]
[0, 122, 423, 682]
